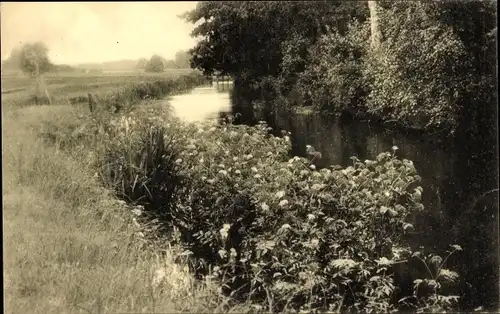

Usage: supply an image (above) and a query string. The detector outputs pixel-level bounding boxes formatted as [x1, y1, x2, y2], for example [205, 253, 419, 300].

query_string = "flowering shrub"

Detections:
[40, 105, 462, 312]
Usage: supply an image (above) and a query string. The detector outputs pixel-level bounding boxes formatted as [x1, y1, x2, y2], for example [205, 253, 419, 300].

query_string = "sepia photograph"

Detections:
[1, 1, 498, 313]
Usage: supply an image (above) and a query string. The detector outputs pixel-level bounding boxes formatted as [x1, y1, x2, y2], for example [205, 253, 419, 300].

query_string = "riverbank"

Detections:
[35, 80, 467, 312]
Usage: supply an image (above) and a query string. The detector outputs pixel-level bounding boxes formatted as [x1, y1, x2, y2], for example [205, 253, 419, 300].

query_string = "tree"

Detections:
[182, 1, 366, 84]
[135, 58, 148, 70]
[17, 42, 53, 104]
[174, 50, 191, 68]
[18, 42, 53, 76]
[367, 1, 381, 48]
[145, 55, 165, 72]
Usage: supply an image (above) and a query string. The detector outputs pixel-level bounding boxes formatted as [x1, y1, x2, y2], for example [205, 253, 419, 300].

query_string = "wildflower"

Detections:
[376, 257, 392, 266]
[279, 199, 289, 207]
[218, 170, 228, 176]
[251, 167, 258, 173]
[392, 145, 399, 151]
[230, 248, 237, 258]
[438, 269, 459, 283]
[307, 214, 316, 221]
[261, 203, 270, 211]
[280, 224, 291, 230]
[310, 164, 316, 170]
[245, 154, 253, 160]
[132, 208, 142, 216]
[234, 170, 241, 175]
[218, 164, 225, 168]
[310, 239, 320, 249]
[275, 191, 286, 199]
[175, 158, 183, 164]
[413, 188, 422, 201]
[233, 156, 239, 161]
[220, 224, 231, 241]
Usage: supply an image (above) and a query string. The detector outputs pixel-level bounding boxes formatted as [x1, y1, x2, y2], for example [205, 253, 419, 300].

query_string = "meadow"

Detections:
[2, 70, 464, 313]
[1, 69, 197, 106]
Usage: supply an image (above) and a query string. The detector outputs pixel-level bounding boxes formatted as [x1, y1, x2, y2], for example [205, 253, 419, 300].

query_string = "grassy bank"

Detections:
[2, 103, 248, 313]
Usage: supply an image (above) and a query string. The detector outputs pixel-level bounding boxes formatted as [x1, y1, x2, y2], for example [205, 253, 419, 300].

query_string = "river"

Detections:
[168, 85, 499, 311]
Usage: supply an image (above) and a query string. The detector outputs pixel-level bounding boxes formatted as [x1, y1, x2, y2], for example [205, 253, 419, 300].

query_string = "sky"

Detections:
[0, 2, 199, 64]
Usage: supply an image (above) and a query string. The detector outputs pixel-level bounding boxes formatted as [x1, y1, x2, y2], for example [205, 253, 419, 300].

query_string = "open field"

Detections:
[1, 69, 198, 106]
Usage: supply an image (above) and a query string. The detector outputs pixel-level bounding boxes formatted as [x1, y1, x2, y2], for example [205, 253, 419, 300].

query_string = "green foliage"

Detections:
[145, 55, 165, 73]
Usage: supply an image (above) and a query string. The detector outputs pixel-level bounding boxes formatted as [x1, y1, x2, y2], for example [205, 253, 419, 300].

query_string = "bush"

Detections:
[364, 2, 468, 131]
[298, 20, 370, 114]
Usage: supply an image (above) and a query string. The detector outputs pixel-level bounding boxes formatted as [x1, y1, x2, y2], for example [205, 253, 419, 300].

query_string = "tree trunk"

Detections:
[34, 57, 52, 105]
[368, 1, 381, 48]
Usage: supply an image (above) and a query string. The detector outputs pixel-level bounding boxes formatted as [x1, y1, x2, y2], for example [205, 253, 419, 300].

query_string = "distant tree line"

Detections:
[136, 50, 192, 73]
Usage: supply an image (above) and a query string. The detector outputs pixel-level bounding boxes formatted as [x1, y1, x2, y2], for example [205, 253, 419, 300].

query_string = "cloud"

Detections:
[1, 2, 198, 64]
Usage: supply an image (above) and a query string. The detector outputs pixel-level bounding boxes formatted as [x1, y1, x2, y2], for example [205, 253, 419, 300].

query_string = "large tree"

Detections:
[182, 1, 367, 83]
[15, 42, 53, 104]
[145, 55, 165, 72]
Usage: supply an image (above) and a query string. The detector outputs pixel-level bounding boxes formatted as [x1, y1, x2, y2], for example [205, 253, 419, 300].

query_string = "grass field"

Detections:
[1, 69, 198, 106]
[1, 72, 247, 313]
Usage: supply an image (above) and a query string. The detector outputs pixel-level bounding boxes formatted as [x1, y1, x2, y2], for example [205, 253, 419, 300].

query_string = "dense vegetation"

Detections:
[37, 74, 464, 312]
[183, 1, 497, 133]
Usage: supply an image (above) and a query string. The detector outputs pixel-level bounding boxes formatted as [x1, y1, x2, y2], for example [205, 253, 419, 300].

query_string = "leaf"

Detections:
[369, 276, 381, 282]
[331, 259, 358, 270]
